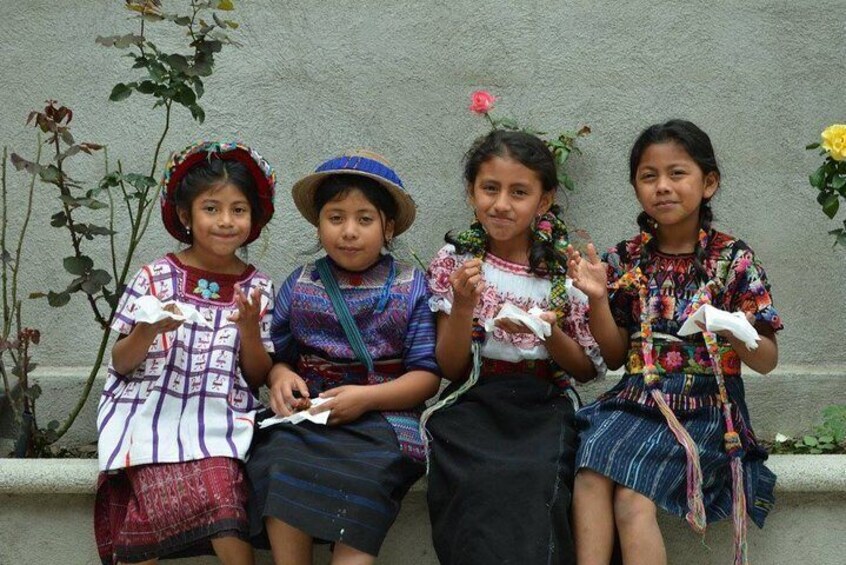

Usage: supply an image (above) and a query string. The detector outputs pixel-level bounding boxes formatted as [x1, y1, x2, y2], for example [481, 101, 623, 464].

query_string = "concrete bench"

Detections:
[1, 455, 844, 564]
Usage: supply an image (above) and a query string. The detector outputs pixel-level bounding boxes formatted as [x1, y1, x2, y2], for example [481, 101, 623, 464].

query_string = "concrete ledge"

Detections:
[1, 455, 844, 564]
[1, 455, 842, 496]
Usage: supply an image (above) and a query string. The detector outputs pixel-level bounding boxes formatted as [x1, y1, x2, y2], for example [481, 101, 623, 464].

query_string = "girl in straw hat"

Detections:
[246, 151, 440, 564]
[95, 141, 277, 564]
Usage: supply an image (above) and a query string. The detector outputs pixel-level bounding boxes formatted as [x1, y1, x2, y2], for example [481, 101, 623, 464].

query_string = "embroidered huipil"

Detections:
[97, 254, 274, 472]
[269, 254, 439, 461]
[427, 244, 605, 378]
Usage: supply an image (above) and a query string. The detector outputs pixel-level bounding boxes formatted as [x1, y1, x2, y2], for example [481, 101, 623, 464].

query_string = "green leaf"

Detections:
[818, 435, 835, 444]
[189, 104, 206, 124]
[50, 212, 67, 228]
[39, 165, 62, 184]
[217, 0, 235, 10]
[109, 83, 134, 102]
[194, 77, 204, 100]
[174, 86, 197, 106]
[47, 420, 60, 431]
[47, 291, 71, 307]
[26, 384, 42, 400]
[809, 164, 826, 189]
[832, 175, 846, 190]
[803, 435, 819, 447]
[164, 53, 190, 72]
[806, 142, 821, 150]
[136, 80, 158, 94]
[822, 193, 840, 219]
[82, 269, 112, 295]
[123, 173, 156, 190]
[63, 255, 93, 276]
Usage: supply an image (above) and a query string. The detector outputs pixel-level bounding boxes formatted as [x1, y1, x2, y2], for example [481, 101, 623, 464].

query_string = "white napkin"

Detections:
[133, 295, 213, 329]
[677, 304, 760, 350]
[483, 303, 552, 340]
[258, 397, 331, 428]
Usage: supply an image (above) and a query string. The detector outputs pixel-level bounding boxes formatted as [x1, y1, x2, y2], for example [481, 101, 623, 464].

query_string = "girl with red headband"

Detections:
[94, 141, 277, 565]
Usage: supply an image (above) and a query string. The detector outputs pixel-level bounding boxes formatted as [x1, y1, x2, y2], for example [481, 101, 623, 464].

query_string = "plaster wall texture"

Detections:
[1, 2, 845, 370]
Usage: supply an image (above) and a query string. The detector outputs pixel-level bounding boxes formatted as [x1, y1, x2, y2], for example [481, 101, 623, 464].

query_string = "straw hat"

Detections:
[160, 140, 276, 244]
[291, 150, 417, 236]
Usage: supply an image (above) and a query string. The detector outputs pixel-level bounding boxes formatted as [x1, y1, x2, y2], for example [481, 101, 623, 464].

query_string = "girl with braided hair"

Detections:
[569, 120, 782, 565]
[423, 129, 605, 565]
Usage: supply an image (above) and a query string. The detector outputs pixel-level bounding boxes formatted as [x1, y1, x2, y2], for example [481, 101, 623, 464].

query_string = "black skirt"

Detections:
[246, 411, 423, 557]
[426, 373, 578, 565]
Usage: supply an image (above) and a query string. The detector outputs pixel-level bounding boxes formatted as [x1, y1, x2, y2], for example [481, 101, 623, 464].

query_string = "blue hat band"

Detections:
[315, 155, 405, 189]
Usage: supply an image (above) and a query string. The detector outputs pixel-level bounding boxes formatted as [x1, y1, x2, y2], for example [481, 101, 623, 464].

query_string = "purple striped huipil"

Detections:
[96, 255, 274, 472]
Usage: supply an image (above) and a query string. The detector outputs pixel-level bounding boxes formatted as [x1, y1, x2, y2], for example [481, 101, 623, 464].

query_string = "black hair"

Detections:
[313, 174, 398, 245]
[174, 157, 263, 233]
[629, 119, 720, 282]
[449, 129, 565, 277]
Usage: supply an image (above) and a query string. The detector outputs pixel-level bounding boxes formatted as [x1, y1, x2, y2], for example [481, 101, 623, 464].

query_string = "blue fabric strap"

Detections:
[315, 257, 375, 373]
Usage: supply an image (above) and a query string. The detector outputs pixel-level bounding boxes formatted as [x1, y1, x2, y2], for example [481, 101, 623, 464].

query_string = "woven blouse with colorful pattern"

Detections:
[606, 230, 782, 383]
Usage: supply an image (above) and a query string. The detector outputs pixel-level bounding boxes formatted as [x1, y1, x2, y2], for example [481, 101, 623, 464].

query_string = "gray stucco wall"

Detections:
[1, 0, 845, 368]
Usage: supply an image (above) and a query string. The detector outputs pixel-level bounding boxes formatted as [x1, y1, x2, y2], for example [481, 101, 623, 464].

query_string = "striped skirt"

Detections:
[246, 411, 423, 556]
[94, 457, 250, 564]
[576, 372, 776, 528]
[426, 373, 578, 565]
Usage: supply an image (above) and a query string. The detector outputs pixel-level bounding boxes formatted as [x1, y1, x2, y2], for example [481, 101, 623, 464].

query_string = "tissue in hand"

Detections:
[677, 304, 760, 350]
[483, 303, 552, 340]
[133, 295, 213, 328]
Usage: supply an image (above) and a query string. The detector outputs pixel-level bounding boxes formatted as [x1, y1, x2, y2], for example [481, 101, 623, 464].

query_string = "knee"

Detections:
[575, 468, 614, 497]
[613, 486, 657, 530]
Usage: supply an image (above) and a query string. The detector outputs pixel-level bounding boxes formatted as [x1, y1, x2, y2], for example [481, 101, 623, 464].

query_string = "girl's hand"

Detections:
[227, 286, 263, 335]
[494, 310, 557, 334]
[696, 312, 757, 346]
[450, 258, 485, 313]
[312, 385, 372, 425]
[267, 364, 310, 417]
[566, 244, 608, 301]
[136, 316, 183, 337]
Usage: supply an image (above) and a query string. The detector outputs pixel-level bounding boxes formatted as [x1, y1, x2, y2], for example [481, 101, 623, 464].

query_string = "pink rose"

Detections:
[469, 90, 496, 114]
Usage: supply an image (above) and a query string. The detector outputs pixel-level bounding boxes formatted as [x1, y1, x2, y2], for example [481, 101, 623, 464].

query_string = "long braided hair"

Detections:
[629, 120, 721, 284]
[446, 129, 570, 320]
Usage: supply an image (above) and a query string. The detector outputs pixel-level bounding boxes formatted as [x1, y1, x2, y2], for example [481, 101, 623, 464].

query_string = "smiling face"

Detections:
[633, 141, 718, 233]
[177, 181, 252, 264]
[318, 188, 394, 272]
[468, 155, 552, 259]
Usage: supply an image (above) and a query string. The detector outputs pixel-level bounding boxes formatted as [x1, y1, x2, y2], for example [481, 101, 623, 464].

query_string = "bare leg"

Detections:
[573, 469, 616, 565]
[211, 535, 255, 565]
[613, 486, 666, 565]
[265, 516, 313, 565]
[331, 543, 375, 565]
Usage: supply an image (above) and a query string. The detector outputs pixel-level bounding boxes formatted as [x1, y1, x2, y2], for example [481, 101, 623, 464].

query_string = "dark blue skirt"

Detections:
[576, 372, 776, 528]
[246, 411, 423, 556]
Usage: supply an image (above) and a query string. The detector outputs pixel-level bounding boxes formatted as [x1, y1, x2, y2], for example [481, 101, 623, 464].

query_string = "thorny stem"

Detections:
[104, 147, 119, 286]
[2, 147, 9, 335]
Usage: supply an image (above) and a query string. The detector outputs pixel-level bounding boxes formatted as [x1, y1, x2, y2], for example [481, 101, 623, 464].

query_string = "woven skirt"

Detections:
[576, 372, 776, 528]
[425, 373, 578, 565]
[246, 410, 423, 557]
[94, 456, 250, 564]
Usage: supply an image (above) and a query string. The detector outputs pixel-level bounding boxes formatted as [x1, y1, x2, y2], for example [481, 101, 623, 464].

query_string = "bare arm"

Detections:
[110, 318, 181, 375]
[435, 258, 485, 381]
[717, 319, 778, 374]
[567, 244, 630, 370]
[232, 286, 273, 389]
[545, 324, 597, 382]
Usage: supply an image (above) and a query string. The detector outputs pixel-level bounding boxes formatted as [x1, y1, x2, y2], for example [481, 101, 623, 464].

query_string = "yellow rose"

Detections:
[821, 124, 846, 161]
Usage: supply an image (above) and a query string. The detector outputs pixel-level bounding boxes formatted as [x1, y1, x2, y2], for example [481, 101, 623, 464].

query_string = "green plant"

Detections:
[1, 0, 242, 456]
[806, 124, 846, 247]
[770, 404, 846, 454]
